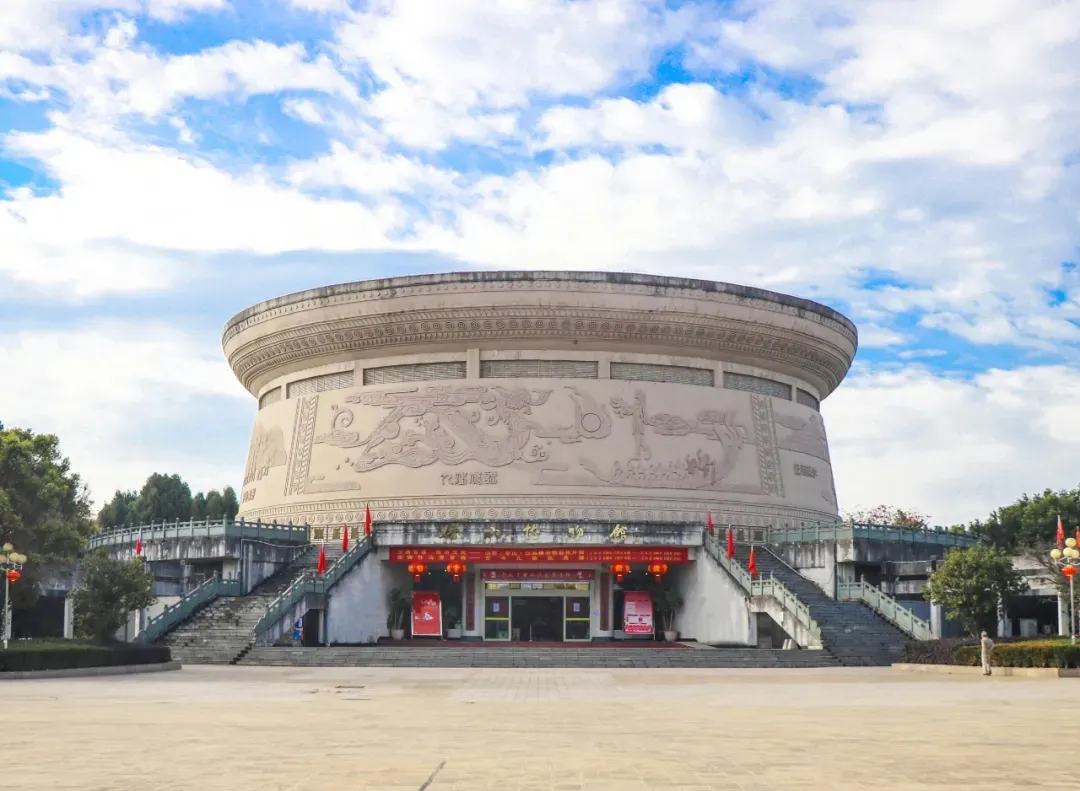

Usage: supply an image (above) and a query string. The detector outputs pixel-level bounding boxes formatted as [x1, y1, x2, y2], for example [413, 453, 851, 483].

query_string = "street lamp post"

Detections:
[1050, 538, 1080, 646]
[1, 542, 29, 651]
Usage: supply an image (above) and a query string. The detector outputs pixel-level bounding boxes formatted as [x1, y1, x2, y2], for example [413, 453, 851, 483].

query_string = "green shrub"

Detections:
[903, 638, 1078, 668]
[0, 640, 171, 672]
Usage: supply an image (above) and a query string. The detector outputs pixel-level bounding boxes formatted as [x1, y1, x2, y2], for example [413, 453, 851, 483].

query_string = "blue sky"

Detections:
[2, 0, 1079, 525]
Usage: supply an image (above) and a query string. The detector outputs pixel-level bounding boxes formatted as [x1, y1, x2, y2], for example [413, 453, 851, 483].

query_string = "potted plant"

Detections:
[652, 584, 684, 642]
[387, 587, 410, 641]
[445, 604, 462, 639]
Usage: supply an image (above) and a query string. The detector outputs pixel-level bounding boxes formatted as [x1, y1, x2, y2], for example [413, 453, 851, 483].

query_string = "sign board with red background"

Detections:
[622, 591, 654, 636]
[389, 547, 689, 564]
[411, 591, 443, 637]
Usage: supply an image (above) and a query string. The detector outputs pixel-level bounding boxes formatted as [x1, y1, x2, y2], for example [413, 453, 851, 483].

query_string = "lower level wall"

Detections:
[673, 556, 754, 645]
[326, 554, 409, 644]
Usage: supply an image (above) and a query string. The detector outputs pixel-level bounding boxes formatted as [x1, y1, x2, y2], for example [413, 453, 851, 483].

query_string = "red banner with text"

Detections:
[411, 591, 443, 637]
[622, 591, 654, 636]
[390, 547, 689, 564]
[481, 569, 595, 582]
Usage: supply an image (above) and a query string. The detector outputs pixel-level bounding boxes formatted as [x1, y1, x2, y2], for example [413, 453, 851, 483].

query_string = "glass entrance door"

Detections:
[564, 596, 591, 641]
[484, 596, 510, 640]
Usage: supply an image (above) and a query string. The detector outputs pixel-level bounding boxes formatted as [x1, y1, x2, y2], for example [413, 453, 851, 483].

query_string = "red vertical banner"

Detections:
[464, 573, 476, 633]
[599, 573, 611, 632]
[411, 592, 443, 637]
[622, 591, 654, 636]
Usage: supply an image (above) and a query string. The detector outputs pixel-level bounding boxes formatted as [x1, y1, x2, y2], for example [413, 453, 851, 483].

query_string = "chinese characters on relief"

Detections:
[441, 471, 499, 486]
[438, 524, 462, 541]
[608, 524, 629, 543]
[567, 525, 585, 540]
[522, 524, 541, 541]
[793, 463, 818, 478]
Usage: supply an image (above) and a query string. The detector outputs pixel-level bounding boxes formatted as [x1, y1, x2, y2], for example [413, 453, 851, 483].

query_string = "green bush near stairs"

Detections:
[902, 637, 1080, 668]
[0, 639, 171, 672]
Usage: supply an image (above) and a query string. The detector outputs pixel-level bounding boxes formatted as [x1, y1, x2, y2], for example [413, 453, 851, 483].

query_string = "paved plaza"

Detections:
[3, 665, 1078, 790]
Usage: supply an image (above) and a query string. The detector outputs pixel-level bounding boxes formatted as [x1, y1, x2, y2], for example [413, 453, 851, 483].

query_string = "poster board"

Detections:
[622, 590, 654, 636]
[411, 591, 443, 637]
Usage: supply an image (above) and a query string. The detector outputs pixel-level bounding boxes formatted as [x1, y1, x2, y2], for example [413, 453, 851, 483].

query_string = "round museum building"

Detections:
[222, 271, 857, 644]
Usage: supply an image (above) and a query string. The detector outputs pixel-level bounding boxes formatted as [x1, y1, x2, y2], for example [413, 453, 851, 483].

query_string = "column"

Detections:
[1059, 592, 1069, 636]
[63, 596, 74, 639]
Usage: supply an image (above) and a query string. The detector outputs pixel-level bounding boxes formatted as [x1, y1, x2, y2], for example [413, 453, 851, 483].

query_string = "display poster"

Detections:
[622, 591, 654, 636]
[411, 591, 443, 637]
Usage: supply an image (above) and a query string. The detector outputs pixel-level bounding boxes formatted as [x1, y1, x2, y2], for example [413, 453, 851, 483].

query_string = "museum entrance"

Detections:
[512, 596, 562, 641]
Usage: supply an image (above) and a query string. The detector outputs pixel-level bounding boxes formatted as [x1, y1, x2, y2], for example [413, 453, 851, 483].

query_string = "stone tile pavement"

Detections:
[2, 665, 1077, 790]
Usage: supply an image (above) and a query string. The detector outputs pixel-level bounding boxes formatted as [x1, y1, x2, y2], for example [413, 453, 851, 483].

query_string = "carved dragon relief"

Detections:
[283, 384, 808, 499]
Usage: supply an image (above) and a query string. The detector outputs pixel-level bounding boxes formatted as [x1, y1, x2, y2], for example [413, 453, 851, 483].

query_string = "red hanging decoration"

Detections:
[5, 570, 21, 583]
[364, 504, 373, 536]
[1063, 565, 1077, 579]
[316, 544, 327, 576]
[609, 562, 630, 583]
[408, 562, 428, 582]
[726, 526, 735, 560]
[135, 531, 143, 556]
[706, 511, 714, 535]
[341, 523, 350, 553]
[647, 562, 668, 582]
[1057, 515, 1065, 547]
[748, 546, 758, 579]
[446, 561, 466, 583]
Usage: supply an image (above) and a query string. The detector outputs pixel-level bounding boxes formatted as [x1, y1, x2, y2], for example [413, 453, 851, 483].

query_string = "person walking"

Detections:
[980, 631, 995, 676]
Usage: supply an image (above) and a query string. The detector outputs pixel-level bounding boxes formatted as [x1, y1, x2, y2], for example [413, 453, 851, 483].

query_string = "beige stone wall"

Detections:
[237, 375, 838, 529]
[226, 272, 854, 532]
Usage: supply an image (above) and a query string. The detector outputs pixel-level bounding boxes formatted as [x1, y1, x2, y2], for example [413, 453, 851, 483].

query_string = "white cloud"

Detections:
[0, 323, 248, 505]
[825, 364, 1080, 525]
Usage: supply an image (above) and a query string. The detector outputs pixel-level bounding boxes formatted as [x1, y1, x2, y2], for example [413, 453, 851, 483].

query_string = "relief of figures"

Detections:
[314, 385, 612, 473]
[244, 424, 287, 485]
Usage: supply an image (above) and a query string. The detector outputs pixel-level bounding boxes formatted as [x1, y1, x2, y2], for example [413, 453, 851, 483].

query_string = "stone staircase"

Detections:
[734, 545, 910, 666]
[240, 645, 841, 669]
[162, 545, 344, 665]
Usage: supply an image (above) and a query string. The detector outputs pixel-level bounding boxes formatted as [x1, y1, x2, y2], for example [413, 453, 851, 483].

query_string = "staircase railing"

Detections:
[139, 573, 243, 644]
[89, 518, 310, 550]
[252, 536, 375, 643]
[837, 580, 933, 640]
[701, 533, 823, 646]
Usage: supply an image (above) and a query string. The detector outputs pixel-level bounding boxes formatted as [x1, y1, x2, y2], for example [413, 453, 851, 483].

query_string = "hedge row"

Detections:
[902, 637, 1080, 669]
[0, 641, 172, 673]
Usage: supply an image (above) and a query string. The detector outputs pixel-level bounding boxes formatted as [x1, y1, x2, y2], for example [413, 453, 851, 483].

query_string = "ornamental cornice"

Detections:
[222, 275, 858, 349]
[228, 306, 853, 395]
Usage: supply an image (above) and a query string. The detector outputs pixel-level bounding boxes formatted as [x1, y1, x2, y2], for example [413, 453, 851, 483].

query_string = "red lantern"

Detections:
[5, 570, 20, 583]
[407, 562, 428, 582]
[610, 562, 630, 583]
[1063, 565, 1077, 579]
[648, 562, 668, 581]
[446, 562, 467, 583]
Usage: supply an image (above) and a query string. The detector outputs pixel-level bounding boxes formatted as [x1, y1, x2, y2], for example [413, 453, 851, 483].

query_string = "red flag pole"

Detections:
[706, 511, 714, 535]
[748, 545, 757, 579]
[341, 523, 349, 553]
[1057, 515, 1066, 548]
[316, 544, 327, 576]
[726, 526, 735, 560]
[364, 505, 372, 537]
[135, 529, 143, 557]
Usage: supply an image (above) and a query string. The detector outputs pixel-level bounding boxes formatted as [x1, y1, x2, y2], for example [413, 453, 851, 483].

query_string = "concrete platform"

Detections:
[4, 665, 1079, 790]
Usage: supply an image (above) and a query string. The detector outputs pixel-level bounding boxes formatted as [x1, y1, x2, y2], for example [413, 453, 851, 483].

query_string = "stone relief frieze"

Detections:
[244, 424, 287, 486]
[284, 395, 363, 496]
[750, 395, 784, 497]
[774, 410, 831, 462]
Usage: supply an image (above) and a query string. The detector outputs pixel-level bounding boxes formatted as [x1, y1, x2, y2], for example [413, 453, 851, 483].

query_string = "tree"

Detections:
[133, 473, 192, 524]
[220, 486, 239, 520]
[0, 425, 96, 608]
[203, 489, 225, 520]
[96, 490, 139, 529]
[970, 486, 1080, 551]
[72, 551, 155, 642]
[924, 545, 1028, 637]
[842, 505, 931, 529]
[190, 492, 208, 521]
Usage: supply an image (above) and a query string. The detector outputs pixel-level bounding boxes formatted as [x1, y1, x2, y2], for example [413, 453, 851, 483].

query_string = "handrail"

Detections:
[768, 523, 978, 548]
[837, 580, 933, 640]
[139, 573, 242, 644]
[89, 518, 310, 550]
[701, 533, 823, 646]
[252, 536, 375, 643]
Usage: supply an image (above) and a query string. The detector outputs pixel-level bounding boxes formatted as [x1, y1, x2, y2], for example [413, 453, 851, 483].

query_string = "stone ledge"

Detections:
[892, 663, 1080, 678]
[0, 661, 182, 681]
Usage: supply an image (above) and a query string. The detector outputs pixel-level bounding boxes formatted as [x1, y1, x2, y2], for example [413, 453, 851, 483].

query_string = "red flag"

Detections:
[341, 524, 349, 553]
[726, 527, 735, 560]
[316, 544, 327, 575]
[135, 530, 143, 556]
[364, 504, 372, 537]
[706, 511, 714, 535]
[1057, 515, 1065, 547]
[748, 546, 757, 578]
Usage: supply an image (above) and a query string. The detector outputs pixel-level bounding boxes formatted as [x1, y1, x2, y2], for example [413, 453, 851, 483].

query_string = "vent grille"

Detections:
[258, 387, 282, 410]
[480, 359, 599, 379]
[796, 389, 821, 411]
[286, 371, 355, 398]
[723, 372, 792, 400]
[611, 362, 714, 387]
[363, 361, 467, 385]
